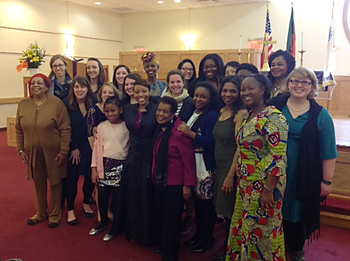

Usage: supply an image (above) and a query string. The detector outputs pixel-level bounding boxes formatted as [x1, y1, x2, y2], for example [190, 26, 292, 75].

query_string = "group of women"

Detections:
[15, 50, 337, 261]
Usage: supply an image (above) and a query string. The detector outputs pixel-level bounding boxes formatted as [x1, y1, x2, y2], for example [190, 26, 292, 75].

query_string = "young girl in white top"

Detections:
[89, 97, 129, 241]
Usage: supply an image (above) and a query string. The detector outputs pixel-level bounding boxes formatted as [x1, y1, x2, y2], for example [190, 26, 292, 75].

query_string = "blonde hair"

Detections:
[283, 67, 319, 99]
[96, 82, 120, 103]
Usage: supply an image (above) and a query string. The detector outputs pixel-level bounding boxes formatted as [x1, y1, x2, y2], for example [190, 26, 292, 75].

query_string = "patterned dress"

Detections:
[226, 106, 288, 261]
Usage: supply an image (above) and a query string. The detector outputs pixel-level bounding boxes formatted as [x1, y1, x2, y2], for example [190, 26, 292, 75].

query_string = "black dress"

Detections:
[212, 114, 237, 219]
[122, 102, 157, 244]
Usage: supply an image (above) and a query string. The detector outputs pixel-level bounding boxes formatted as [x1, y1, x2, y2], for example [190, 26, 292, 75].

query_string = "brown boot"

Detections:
[289, 249, 305, 261]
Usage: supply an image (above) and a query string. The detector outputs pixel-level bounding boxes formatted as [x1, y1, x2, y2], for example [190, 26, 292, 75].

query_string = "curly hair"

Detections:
[157, 96, 178, 114]
[194, 81, 220, 112]
[268, 49, 296, 84]
[236, 63, 259, 74]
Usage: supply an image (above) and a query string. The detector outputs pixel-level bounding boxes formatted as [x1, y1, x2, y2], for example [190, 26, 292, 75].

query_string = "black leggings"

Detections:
[283, 220, 306, 251]
[66, 161, 95, 210]
[97, 185, 124, 236]
[97, 186, 119, 226]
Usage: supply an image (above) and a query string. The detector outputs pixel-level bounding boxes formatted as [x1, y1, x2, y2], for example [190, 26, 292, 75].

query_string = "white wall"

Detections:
[121, 0, 350, 74]
[0, 0, 122, 127]
[1, 0, 350, 128]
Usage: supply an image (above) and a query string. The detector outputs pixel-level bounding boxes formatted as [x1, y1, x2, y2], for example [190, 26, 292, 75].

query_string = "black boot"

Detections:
[289, 249, 305, 261]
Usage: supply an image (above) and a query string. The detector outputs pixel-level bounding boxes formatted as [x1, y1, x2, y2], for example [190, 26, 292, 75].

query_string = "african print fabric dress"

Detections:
[226, 106, 288, 261]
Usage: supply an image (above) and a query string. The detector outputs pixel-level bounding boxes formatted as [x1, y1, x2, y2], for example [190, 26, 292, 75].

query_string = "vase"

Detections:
[29, 68, 40, 76]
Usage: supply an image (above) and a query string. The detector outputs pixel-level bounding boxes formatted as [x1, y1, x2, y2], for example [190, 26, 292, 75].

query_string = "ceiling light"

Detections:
[95, 2, 101, 5]
[175, 0, 181, 2]
[157, 1, 164, 4]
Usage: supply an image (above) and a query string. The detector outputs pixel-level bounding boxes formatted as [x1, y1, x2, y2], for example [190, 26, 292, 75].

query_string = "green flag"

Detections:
[286, 7, 296, 57]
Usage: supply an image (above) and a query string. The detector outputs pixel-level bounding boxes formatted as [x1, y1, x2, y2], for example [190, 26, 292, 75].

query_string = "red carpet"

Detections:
[1, 129, 350, 261]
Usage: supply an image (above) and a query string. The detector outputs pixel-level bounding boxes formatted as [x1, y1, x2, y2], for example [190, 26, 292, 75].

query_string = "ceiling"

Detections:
[59, 0, 269, 13]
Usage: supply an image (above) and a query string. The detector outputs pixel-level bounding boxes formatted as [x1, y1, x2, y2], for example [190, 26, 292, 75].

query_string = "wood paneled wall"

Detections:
[119, 49, 261, 81]
[315, 76, 350, 117]
[65, 59, 110, 82]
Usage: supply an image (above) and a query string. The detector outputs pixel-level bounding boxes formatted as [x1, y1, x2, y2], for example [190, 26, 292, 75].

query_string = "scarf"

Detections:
[272, 95, 323, 238]
[151, 117, 177, 187]
[50, 73, 72, 100]
[162, 88, 189, 103]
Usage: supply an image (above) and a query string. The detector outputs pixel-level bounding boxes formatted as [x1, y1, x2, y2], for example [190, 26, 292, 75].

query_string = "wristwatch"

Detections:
[321, 179, 332, 185]
[18, 149, 24, 155]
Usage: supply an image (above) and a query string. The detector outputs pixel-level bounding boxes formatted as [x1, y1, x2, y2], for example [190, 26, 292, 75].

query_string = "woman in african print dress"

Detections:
[226, 74, 288, 261]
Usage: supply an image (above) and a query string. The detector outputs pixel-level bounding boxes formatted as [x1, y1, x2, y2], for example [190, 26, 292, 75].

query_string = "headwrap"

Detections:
[141, 52, 159, 65]
[28, 73, 51, 88]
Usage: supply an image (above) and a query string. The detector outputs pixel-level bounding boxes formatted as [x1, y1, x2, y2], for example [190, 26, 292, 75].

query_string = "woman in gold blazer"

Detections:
[16, 73, 71, 228]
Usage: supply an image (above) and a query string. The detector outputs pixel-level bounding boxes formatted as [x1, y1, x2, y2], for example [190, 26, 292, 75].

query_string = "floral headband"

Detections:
[141, 52, 159, 65]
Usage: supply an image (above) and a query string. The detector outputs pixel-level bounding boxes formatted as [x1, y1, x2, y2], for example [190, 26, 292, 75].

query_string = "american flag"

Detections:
[260, 8, 273, 69]
[325, 1, 338, 72]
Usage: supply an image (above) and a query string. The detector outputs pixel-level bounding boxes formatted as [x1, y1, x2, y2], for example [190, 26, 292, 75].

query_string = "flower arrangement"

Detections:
[17, 42, 46, 72]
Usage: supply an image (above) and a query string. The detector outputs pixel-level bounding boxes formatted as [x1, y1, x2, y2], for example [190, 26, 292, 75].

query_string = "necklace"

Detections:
[287, 99, 309, 112]
[34, 97, 47, 110]
[273, 84, 280, 91]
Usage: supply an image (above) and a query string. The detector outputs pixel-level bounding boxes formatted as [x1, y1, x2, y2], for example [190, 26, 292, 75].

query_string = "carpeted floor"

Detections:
[1, 129, 350, 261]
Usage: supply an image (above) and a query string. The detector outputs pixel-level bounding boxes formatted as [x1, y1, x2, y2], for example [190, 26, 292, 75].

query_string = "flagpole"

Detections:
[238, 35, 242, 63]
[259, 6, 276, 71]
[286, 2, 296, 57]
[298, 31, 306, 66]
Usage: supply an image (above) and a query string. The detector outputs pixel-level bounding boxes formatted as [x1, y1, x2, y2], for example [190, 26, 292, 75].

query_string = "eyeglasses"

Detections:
[52, 64, 65, 69]
[289, 80, 312, 86]
[181, 67, 194, 72]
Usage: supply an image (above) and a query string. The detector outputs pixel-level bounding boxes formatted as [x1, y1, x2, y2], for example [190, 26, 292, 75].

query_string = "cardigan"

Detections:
[63, 97, 97, 151]
[91, 121, 129, 179]
[190, 110, 218, 171]
[64, 100, 88, 151]
[152, 117, 196, 186]
[178, 97, 195, 122]
[15, 95, 71, 185]
[272, 95, 326, 237]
